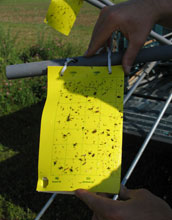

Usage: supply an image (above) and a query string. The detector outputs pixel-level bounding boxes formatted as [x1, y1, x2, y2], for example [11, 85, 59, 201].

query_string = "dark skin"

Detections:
[84, 0, 172, 74]
[75, 186, 172, 220]
[75, 0, 172, 219]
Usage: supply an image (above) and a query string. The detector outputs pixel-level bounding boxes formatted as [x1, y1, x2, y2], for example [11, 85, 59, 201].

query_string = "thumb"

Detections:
[119, 185, 145, 201]
[75, 189, 119, 217]
[119, 185, 135, 200]
[122, 38, 143, 74]
[75, 189, 105, 212]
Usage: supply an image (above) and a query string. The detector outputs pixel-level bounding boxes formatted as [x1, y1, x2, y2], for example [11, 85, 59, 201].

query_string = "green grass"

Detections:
[0, 0, 99, 50]
[0, 0, 126, 50]
[0, 194, 35, 220]
[0, 0, 102, 115]
[0, 144, 18, 162]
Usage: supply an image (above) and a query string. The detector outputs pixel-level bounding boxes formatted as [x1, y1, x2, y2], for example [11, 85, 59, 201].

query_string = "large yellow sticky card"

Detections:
[45, 0, 83, 36]
[37, 66, 124, 194]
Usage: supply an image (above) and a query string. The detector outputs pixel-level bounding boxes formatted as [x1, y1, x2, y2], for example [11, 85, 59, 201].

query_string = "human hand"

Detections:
[75, 186, 172, 220]
[85, 0, 159, 74]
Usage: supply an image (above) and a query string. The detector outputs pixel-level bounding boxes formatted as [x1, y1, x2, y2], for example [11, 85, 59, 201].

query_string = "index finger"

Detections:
[85, 7, 115, 56]
[75, 189, 121, 218]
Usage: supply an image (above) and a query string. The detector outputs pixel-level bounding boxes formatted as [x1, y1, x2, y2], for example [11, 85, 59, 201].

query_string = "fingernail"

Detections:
[75, 189, 86, 197]
[124, 66, 131, 75]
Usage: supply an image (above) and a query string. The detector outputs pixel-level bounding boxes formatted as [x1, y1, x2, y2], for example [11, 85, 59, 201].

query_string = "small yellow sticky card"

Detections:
[45, 0, 83, 36]
[37, 66, 124, 194]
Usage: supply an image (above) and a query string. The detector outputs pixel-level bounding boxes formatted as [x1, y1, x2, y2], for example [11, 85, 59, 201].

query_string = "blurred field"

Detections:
[0, 0, 126, 113]
[0, 0, 100, 115]
[0, 0, 99, 50]
[0, 0, 126, 49]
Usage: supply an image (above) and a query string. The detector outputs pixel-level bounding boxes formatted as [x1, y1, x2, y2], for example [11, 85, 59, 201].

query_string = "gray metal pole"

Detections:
[6, 45, 172, 79]
[34, 193, 57, 220]
[124, 72, 146, 105]
[150, 30, 172, 45]
[85, 0, 106, 8]
[99, 0, 114, 6]
[123, 61, 157, 105]
[113, 92, 172, 200]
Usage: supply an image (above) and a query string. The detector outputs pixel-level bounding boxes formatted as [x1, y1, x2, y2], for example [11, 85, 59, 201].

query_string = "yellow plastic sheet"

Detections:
[37, 66, 124, 194]
[45, 0, 83, 36]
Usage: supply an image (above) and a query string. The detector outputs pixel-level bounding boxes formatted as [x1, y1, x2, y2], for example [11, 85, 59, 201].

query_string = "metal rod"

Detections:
[163, 31, 172, 39]
[150, 30, 172, 45]
[123, 32, 171, 104]
[123, 61, 157, 105]
[6, 45, 172, 79]
[34, 193, 57, 220]
[99, 0, 114, 6]
[85, 0, 106, 8]
[124, 72, 146, 105]
[113, 92, 172, 200]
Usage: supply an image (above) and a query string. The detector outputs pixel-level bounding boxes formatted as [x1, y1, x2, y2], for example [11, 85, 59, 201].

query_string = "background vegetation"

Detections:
[0, 0, 171, 220]
[0, 0, 126, 115]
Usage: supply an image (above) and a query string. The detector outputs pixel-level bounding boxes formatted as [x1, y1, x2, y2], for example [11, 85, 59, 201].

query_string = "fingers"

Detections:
[122, 37, 143, 74]
[85, 7, 145, 75]
[119, 185, 131, 200]
[119, 185, 139, 200]
[85, 7, 115, 57]
[75, 189, 107, 213]
[119, 185, 150, 201]
[85, 2, 153, 74]
[119, 185, 138, 200]
[97, 192, 113, 199]
[75, 189, 119, 218]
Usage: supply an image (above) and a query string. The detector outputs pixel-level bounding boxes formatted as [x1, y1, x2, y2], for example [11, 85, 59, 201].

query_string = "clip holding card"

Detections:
[107, 32, 117, 74]
[107, 47, 112, 74]
[60, 58, 76, 76]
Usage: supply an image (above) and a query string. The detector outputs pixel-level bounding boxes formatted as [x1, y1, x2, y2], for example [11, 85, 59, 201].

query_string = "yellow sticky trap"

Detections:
[37, 66, 124, 194]
[45, 0, 83, 36]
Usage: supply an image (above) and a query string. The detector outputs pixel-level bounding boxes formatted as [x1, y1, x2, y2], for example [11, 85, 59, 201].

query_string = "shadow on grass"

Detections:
[0, 101, 92, 220]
